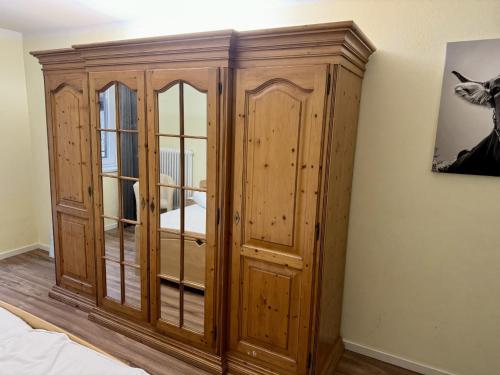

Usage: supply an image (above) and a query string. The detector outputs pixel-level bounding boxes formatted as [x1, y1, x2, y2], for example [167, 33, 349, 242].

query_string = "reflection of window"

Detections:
[99, 89, 117, 172]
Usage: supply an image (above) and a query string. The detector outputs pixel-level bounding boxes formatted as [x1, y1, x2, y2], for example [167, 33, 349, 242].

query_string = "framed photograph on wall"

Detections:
[433, 38, 500, 176]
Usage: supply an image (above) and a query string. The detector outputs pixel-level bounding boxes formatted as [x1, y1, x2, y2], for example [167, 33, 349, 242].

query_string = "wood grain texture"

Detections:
[0, 251, 419, 375]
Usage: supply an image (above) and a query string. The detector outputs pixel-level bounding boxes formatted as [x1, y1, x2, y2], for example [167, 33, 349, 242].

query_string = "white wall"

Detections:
[0, 28, 36, 254]
[20, 1, 500, 374]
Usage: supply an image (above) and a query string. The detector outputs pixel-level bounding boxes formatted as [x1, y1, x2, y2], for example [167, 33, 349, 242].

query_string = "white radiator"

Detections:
[159, 147, 193, 208]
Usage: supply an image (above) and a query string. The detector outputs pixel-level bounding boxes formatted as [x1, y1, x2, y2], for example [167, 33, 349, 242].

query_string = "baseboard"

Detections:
[38, 243, 50, 252]
[0, 243, 48, 260]
[343, 339, 455, 375]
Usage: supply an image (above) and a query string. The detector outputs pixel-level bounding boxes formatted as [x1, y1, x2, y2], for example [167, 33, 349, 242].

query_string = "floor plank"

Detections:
[0, 250, 421, 375]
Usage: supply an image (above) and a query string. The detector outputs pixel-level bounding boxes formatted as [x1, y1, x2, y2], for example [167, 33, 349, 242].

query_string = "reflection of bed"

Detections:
[0, 300, 148, 374]
[134, 180, 206, 290]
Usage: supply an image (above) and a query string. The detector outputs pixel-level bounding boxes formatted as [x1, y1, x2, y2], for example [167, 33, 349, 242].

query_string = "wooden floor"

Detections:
[0, 250, 420, 375]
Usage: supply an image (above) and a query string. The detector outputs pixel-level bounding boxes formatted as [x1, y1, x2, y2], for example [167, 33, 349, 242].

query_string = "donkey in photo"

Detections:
[439, 71, 500, 175]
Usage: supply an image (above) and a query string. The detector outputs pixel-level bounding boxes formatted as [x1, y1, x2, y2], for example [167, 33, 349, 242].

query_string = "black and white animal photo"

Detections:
[433, 39, 500, 176]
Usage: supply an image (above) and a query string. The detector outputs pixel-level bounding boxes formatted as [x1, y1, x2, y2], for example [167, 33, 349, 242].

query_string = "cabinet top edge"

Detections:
[30, 20, 375, 68]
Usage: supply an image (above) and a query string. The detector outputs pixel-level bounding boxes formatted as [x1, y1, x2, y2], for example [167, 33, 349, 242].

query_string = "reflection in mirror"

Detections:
[99, 84, 116, 130]
[118, 84, 137, 131]
[124, 266, 141, 309]
[100, 131, 118, 173]
[185, 138, 206, 190]
[160, 188, 181, 230]
[160, 282, 180, 326]
[121, 133, 138, 178]
[103, 219, 120, 260]
[158, 136, 181, 209]
[184, 190, 206, 238]
[158, 83, 180, 135]
[102, 177, 119, 219]
[122, 179, 137, 222]
[105, 260, 120, 302]
[123, 222, 139, 264]
[184, 84, 207, 137]
[183, 288, 205, 333]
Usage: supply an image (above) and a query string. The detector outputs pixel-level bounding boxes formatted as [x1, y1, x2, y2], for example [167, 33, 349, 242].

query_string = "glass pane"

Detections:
[100, 131, 118, 173]
[120, 133, 139, 178]
[121, 179, 138, 221]
[124, 266, 141, 309]
[102, 176, 119, 218]
[105, 260, 120, 302]
[185, 138, 206, 190]
[159, 234, 181, 325]
[184, 190, 206, 238]
[103, 219, 120, 260]
[123, 223, 138, 265]
[183, 84, 207, 137]
[158, 83, 180, 135]
[159, 136, 181, 192]
[99, 84, 116, 130]
[117, 83, 137, 131]
[160, 188, 181, 229]
[160, 281, 180, 326]
[183, 287, 204, 333]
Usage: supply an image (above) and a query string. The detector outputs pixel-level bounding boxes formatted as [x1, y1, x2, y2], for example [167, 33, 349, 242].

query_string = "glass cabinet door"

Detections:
[147, 68, 218, 348]
[90, 71, 148, 321]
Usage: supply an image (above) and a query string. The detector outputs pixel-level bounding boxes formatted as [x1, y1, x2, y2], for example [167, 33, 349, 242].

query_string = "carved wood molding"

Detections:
[30, 21, 375, 73]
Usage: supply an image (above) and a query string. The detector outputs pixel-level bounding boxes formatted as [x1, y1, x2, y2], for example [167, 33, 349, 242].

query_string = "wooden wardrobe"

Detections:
[32, 21, 374, 375]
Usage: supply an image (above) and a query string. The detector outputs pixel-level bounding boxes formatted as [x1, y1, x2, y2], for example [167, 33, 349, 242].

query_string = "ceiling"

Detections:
[0, 0, 316, 34]
[0, 0, 129, 33]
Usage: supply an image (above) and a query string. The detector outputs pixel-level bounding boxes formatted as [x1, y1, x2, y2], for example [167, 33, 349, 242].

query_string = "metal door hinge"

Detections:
[315, 223, 320, 241]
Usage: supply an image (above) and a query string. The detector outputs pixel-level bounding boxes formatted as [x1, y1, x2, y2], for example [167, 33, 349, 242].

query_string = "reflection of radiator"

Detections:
[159, 148, 193, 208]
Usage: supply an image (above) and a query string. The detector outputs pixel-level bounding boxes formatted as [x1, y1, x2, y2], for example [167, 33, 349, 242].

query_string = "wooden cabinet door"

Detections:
[229, 65, 329, 374]
[89, 71, 149, 321]
[146, 68, 219, 350]
[45, 72, 95, 296]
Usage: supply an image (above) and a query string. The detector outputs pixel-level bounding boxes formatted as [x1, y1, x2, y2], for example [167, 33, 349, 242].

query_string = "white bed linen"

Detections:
[0, 307, 149, 375]
[160, 203, 206, 235]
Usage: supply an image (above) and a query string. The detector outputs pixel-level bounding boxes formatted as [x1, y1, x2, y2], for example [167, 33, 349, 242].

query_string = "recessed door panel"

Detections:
[230, 65, 329, 374]
[45, 73, 95, 297]
[53, 86, 86, 208]
[58, 212, 94, 294]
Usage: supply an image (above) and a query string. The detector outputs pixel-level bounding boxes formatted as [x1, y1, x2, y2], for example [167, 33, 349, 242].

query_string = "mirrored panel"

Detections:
[99, 85, 116, 130]
[124, 266, 141, 309]
[185, 138, 206, 190]
[121, 179, 138, 222]
[183, 84, 207, 137]
[118, 83, 137, 131]
[100, 131, 118, 173]
[160, 281, 180, 326]
[102, 177, 119, 219]
[158, 83, 180, 135]
[160, 188, 181, 230]
[103, 219, 120, 260]
[184, 190, 206, 238]
[105, 260, 120, 302]
[120, 133, 139, 178]
[183, 287, 205, 333]
[123, 222, 139, 264]
[158, 136, 180, 210]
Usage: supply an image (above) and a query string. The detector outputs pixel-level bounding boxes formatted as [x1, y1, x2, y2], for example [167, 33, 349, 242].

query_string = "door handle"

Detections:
[150, 200, 155, 212]
[234, 211, 240, 224]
